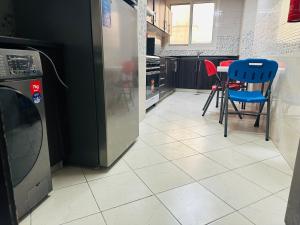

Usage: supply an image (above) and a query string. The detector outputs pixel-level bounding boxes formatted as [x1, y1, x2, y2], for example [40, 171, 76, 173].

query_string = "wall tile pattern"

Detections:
[240, 0, 300, 168]
[239, 0, 257, 58]
[161, 0, 244, 56]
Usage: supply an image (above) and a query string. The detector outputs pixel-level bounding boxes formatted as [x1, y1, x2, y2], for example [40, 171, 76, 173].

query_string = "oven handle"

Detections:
[147, 66, 161, 70]
[146, 71, 160, 76]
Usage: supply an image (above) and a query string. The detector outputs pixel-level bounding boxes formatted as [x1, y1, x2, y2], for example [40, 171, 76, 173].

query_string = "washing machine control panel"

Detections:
[0, 49, 43, 80]
[7, 55, 37, 76]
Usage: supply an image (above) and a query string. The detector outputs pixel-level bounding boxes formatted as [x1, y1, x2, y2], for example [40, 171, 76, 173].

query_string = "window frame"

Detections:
[169, 0, 217, 47]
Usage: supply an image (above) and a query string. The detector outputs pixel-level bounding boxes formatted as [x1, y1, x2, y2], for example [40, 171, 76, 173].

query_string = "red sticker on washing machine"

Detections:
[30, 80, 42, 95]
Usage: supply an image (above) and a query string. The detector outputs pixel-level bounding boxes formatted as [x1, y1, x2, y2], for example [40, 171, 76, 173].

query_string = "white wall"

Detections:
[240, 0, 300, 168]
[161, 0, 244, 56]
[137, 0, 147, 121]
[239, 0, 257, 58]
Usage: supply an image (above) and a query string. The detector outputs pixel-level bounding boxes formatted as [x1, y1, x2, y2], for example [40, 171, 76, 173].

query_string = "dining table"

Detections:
[217, 66, 286, 73]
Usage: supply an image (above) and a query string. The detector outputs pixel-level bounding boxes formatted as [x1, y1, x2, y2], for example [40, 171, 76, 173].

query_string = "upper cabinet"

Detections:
[165, 6, 172, 35]
[147, 0, 154, 23]
[147, 0, 171, 34]
[159, 0, 166, 31]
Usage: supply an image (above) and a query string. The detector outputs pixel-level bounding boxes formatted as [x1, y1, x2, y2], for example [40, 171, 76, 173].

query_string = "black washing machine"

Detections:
[0, 48, 52, 219]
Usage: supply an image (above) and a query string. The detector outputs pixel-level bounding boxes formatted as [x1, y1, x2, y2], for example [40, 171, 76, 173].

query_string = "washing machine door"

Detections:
[0, 86, 43, 187]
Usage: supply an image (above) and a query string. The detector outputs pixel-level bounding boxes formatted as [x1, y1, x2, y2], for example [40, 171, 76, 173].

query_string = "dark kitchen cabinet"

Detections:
[166, 57, 177, 90]
[176, 57, 199, 89]
[175, 56, 239, 90]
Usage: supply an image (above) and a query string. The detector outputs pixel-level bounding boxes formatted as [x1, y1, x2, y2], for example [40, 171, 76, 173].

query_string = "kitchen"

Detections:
[0, 0, 300, 225]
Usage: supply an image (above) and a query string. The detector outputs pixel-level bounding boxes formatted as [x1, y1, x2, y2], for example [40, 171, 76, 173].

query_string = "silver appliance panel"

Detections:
[0, 49, 42, 81]
[101, 0, 139, 166]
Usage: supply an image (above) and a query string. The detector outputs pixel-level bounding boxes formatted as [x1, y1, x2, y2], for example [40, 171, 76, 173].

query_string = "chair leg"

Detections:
[242, 84, 248, 109]
[266, 98, 271, 141]
[202, 90, 216, 116]
[230, 100, 243, 119]
[216, 89, 219, 108]
[219, 89, 224, 124]
[224, 90, 229, 137]
[203, 90, 214, 110]
[242, 102, 246, 110]
[254, 102, 265, 127]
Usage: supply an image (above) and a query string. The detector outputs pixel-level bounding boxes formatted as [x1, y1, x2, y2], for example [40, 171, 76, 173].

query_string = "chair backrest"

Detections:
[204, 60, 217, 77]
[228, 59, 278, 83]
[220, 60, 235, 66]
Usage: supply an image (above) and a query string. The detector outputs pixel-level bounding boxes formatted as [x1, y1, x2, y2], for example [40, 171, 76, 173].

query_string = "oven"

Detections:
[146, 56, 160, 109]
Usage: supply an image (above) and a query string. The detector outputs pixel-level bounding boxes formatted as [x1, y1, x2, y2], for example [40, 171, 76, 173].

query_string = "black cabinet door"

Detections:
[176, 58, 198, 89]
[166, 58, 177, 90]
[176, 56, 239, 89]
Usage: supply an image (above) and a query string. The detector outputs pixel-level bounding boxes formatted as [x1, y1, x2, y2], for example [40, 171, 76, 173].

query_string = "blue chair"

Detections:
[222, 59, 279, 141]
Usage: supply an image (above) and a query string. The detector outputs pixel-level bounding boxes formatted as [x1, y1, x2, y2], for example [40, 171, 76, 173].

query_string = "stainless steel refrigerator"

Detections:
[13, 0, 139, 167]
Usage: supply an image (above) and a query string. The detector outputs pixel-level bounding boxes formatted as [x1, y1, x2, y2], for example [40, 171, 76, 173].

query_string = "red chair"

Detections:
[220, 60, 235, 66]
[202, 60, 241, 117]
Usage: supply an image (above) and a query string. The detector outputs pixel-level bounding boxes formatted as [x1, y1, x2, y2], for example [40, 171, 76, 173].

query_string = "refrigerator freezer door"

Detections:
[101, 0, 139, 166]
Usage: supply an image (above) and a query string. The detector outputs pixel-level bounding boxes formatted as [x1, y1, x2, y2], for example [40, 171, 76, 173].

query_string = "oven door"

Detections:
[146, 71, 160, 109]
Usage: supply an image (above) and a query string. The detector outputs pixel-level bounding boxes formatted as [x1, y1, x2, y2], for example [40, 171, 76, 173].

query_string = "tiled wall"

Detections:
[239, 0, 257, 58]
[138, 0, 147, 121]
[161, 0, 244, 56]
[240, 0, 300, 168]
[0, 0, 15, 36]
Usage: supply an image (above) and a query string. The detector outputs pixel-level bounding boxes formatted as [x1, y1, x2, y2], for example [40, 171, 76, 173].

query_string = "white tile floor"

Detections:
[20, 92, 293, 225]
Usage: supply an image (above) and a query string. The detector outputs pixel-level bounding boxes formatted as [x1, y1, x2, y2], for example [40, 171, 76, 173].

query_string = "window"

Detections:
[170, 2, 215, 45]
[192, 3, 215, 44]
[170, 5, 191, 45]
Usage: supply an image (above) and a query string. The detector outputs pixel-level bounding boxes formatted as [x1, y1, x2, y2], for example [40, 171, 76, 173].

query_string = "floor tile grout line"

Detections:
[100, 195, 156, 213]
[235, 211, 256, 225]
[49, 147, 286, 220]
[158, 153, 238, 215]
[149, 98, 280, 223]
[55, 138, 283, 191]
[128, 135, 287, 196]
[273, 188, 291, 202]
[123, 159, 184, 225]
[236, 191, 289, 225]
[51, 181, 88, 192]
[231, 161, 292, 193]
[260, 157, 293, 176]
[149, 139, 289, 221]
[199, 175, 275, 211]
[58, 212, 102, 225]
[82, 167, 109, 225]
[204, 211, 253, 225]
